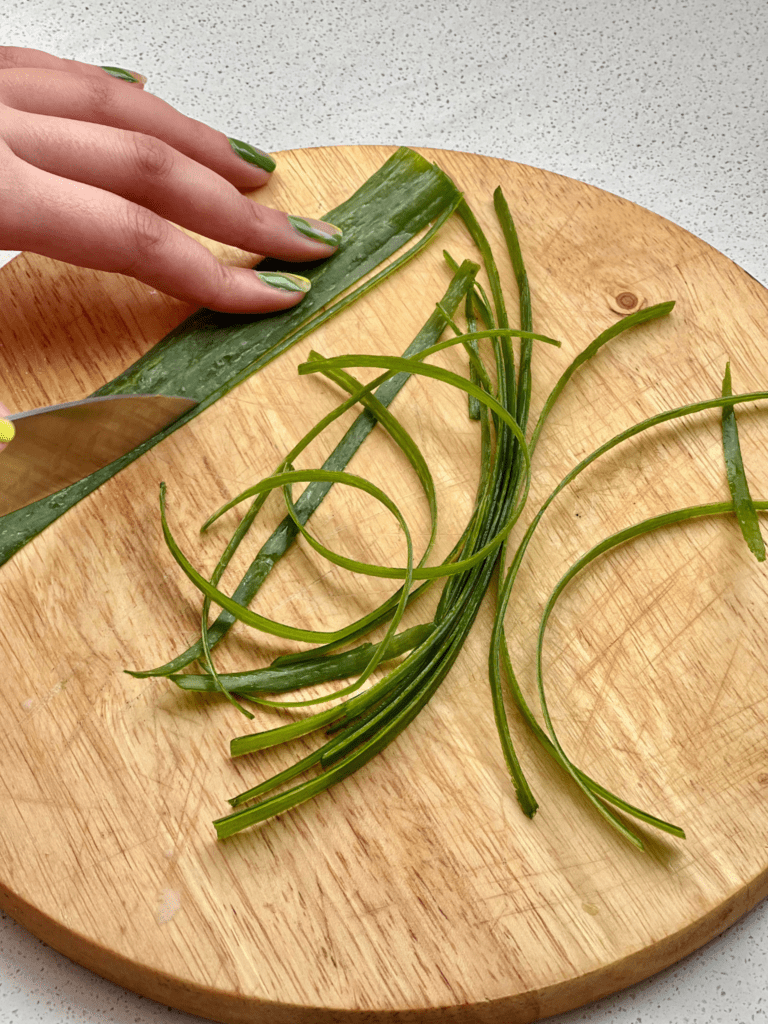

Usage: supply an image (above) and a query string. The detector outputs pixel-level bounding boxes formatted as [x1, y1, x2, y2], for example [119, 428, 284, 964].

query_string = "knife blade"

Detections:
[0, 394, 197, 517]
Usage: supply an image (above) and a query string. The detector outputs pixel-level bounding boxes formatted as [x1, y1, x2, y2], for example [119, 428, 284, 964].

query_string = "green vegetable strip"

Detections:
[721, 362, 765, 561]
[228, 389, 435, 710]
[443, 251, 495, 327]
[238, 474, 418, 709]
[219, 316, 536, 832]
[215, 580, 491, 839]
[493, 188, 534, 435]
[159, 470, 417, 645]
[484, 191, 539, 817]
[171, 623, 434, 693]
[0, 148, 461, 568]
[297, 352, 534, 576]
[271, 524, 473, 668]
[464, 292, 483, 420]
[495, 390, 768, 845]
[228, 747, 327, 808]
[204, 355, 441, 577]
[528, 302, 676, 458]
[495, 578, 685, 839]
[509, 389, 768, 611]
[535, 499, 768, 835]
[129, 261, 480, 678]
[457, 200, 515, 412]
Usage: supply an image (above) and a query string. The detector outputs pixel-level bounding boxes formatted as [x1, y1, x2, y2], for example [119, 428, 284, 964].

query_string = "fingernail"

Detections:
[256, 272, 311, 293]
[0, 418, 16, 444]
[228, 137, 276, 173]
[100, 66, 147, 84]
[288, 216, 342, 248]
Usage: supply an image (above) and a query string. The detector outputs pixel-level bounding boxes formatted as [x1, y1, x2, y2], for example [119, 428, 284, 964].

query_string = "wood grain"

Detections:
[1, 146, 768, 1024]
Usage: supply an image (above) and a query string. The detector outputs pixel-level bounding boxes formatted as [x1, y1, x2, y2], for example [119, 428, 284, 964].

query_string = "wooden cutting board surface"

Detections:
[2, 146, 768, 1024]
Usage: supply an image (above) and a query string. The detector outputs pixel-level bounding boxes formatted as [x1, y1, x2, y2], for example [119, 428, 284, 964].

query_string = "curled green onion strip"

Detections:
[129, 262, 481, 680]
[494, 391, 768, 847]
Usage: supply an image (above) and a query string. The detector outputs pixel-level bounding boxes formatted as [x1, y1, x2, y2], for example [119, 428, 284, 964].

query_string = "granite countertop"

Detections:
[1, 1, 767, 1021]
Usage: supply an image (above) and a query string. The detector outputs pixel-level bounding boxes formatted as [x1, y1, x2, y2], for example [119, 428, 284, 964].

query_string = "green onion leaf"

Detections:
[721, 361, 766, 561]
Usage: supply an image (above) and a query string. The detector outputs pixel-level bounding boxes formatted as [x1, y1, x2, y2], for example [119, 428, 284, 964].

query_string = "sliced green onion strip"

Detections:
[528, 302, 676, 458]
[298, 352, 533, 576]
[495, 390, 768, 845]
[160, 470, 415, 644]
[535, 499, 768, 835]
[493, 187, 534, 434]
[171, 623, 434, 694]
[721, 362, 765, 561]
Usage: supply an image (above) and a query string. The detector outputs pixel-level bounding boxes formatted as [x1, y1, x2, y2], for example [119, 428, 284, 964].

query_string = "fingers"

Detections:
[0, 45, 145, 88]
[0, 110, 341, 262]
[0, 66, 275, 190]
[0, 147, 313, 313]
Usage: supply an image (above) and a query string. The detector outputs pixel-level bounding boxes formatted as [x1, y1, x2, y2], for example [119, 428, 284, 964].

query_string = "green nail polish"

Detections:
[0, 418, 16, 444]
[257, 272, 311, 293]
[288, 215, 342, 248]
[100, 66, 145, 83]
[228, 137, 276, 173]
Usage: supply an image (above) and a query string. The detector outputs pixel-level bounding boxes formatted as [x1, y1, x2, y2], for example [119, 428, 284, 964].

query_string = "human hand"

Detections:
[0, 46, 341, 313]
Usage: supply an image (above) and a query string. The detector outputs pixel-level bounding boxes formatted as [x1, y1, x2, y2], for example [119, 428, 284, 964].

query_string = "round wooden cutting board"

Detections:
[2, 146, 768, 1024]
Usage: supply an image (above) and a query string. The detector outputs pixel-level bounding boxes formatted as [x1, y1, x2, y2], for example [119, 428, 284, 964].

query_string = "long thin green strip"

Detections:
[535, 499, 768, 836]
[0, 148, 461, 568]
[464, 292, 483, 420]
[484, 189, 539, 817]
[528, 302, 676, 458]
[204, 354, 441, 577]
[443, 251, 494, 327]
[494, 297, 678, 828]
[130, 261, 479, 678]
[160, 470, 416, 645]
[494, 564, 685, 839]
[457, 200, 515, 413]
[297, 352, 533, 576]
[172, 623, 434, 693]
[235, 443, 421, 710]
[508, 390, 768, 609]
[221, 299, 537, 829]
[496, 391, 768, 845]
[493, 188, 534, 434]
[721, 362, 765, 561]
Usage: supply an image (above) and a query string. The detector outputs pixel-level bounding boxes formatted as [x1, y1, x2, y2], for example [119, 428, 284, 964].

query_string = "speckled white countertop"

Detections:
[1, 1, 767, 1022]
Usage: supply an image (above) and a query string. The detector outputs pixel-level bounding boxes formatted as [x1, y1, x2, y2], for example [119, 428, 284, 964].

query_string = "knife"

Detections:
[0, 394, 197, 517]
